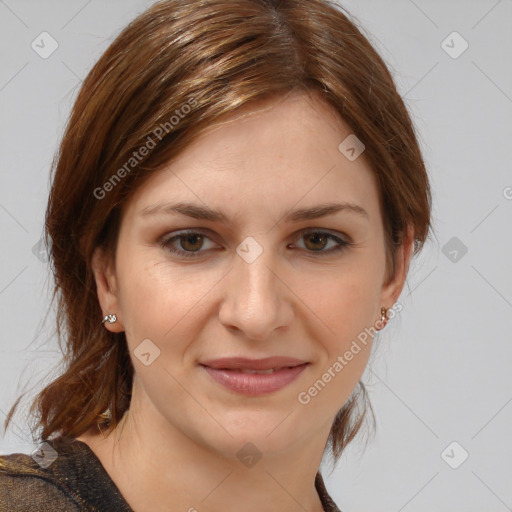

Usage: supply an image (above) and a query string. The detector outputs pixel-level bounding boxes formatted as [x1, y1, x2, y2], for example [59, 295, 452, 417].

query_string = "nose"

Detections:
[218, 243, 294, 341]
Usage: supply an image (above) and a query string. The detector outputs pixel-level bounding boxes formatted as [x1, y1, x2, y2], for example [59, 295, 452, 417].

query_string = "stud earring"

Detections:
[102, 313, 117, 325]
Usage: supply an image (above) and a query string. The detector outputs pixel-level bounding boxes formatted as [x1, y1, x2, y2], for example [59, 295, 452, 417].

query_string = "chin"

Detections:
[201, 411, 307, 459]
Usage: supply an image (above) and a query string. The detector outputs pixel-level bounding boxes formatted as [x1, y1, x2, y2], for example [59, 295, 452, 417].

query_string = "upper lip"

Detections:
[200, 357, 308, 371]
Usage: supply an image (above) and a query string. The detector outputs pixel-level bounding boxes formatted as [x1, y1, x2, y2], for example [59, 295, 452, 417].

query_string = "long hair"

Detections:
[4, 0, 432, 465]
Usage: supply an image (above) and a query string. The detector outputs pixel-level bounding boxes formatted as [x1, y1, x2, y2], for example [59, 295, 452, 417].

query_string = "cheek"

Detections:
[115, 253, 216, 354]
[298, 276, 376, 413]
[296, 265, 380, 409]
[303, 352, 371, 422]
[116, 241, 383, 365]
[298, 264, 382, 342]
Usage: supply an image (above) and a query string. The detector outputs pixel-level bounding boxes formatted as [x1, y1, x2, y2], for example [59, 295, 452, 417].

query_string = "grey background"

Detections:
[1, 1, 511, 511]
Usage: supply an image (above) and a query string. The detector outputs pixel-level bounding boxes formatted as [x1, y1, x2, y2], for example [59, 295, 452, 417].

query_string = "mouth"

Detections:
[199, 356, 308, 371]
[199, 357, 310, 396]
[222, 367, 290, 374]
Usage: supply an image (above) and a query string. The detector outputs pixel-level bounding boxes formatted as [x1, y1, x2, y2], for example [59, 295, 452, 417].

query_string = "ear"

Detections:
[92, 246, 124, 333]
[379, 225, 414, 311]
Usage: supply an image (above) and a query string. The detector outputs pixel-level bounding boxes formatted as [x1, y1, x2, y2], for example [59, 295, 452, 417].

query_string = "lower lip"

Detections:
[201, 364, 308, 396]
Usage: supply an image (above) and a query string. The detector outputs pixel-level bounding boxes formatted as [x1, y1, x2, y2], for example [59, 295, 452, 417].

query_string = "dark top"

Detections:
[0, 436, 341, 511]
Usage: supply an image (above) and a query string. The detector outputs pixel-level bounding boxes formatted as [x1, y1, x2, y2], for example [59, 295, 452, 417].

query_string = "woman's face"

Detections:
[94, 92, 409, 458]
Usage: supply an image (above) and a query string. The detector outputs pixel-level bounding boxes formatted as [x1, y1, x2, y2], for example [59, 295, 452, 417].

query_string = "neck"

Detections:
[78, 382, 331, 512]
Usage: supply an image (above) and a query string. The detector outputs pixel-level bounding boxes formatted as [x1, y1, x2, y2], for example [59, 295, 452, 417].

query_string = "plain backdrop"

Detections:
[0, 1, 511, 511]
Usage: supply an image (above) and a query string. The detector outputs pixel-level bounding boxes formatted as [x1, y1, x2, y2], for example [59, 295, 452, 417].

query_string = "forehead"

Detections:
[123, 91, 381, 227]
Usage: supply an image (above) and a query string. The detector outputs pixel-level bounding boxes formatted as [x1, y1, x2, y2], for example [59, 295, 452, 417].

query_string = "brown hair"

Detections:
[4, 0, 432, 465]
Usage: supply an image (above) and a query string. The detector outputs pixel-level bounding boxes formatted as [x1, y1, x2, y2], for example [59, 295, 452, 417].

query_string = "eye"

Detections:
[160, 228, 352, 259]
[160, 229, 219, 259]
[292, 229, 352, 256]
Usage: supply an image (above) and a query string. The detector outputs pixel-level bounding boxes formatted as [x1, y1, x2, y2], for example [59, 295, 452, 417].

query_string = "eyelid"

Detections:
[159, 227, 352, 258]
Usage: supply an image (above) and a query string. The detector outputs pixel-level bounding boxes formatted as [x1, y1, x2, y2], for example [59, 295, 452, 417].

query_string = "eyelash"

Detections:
[159, 229, 352, 259]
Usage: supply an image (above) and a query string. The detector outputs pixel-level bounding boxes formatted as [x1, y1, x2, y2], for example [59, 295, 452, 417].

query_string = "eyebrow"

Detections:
[140, 201, 369, 223]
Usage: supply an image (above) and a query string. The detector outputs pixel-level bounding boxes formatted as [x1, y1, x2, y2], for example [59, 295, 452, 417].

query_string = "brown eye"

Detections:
[160, 230, 218, 259]
[179, 233, 204, 252]
[303, 232, 329, 251]
[294, 230, 351, 256]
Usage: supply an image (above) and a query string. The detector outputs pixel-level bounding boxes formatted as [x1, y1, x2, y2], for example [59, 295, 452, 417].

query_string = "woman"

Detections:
[0, 0, 431, 510]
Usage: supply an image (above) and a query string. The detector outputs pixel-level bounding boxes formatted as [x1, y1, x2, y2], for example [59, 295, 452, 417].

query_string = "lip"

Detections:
[199, 356, 308, 371]
[199, 357, 309, 396]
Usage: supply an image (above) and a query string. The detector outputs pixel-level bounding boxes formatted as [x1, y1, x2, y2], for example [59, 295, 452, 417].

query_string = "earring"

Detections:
[102, 313, 117, 324]
[376, 307, 389, 330]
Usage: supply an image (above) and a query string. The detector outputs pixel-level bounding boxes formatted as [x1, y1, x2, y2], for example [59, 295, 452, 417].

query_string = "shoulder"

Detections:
[0, 439, 89, 512]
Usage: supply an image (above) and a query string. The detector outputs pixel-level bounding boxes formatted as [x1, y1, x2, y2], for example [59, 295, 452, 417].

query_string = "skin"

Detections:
[78, 91, 413, 512]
